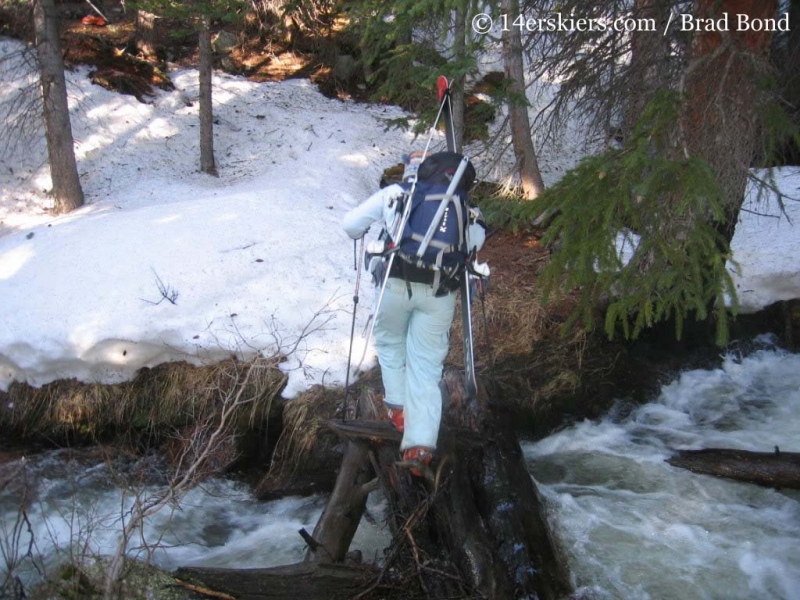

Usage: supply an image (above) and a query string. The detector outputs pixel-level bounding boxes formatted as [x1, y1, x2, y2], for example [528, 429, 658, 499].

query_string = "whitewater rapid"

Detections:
[2, 343, 798, 599]
[525, 343, 800, 600]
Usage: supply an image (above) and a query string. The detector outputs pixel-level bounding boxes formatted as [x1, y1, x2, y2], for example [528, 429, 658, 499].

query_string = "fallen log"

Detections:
[304, 391, 380, 563]
[175, 370, 573, 600]
[174, 562, 376, 600]
[431, 452, 515, 598]
[349, 371, 572, 600]
[473, 410, 572, 599]
[667, 447, 800, 489]
[441, 371, 572, 600]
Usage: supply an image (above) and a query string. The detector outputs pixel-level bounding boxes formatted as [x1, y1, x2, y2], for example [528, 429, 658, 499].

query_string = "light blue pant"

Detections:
[373, 277, 456, 451]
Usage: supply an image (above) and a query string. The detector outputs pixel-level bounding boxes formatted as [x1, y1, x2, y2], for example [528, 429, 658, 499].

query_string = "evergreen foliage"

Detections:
[344, 0, 487, 129]
[130, 0, 245, 34]
[758, 94, 800, 168]
[471, 185, 526, 231]
[515, 91, 738, 344]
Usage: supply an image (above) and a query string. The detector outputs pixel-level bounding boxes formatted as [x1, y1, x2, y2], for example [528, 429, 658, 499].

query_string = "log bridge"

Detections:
[175, 370, 574, 600]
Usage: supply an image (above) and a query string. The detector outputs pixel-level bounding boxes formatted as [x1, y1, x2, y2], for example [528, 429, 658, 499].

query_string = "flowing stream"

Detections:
[0, 452, 390, 590]
[525, 343, 800, 600]
[2, 343, 799, 599]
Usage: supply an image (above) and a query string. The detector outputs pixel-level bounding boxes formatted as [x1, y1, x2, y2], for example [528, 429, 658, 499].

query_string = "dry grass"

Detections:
[441, 229, 623, 432]
[0, 357, 286, 443]
[447, 235, 565, 373]
[266, 384, 343, 480]
[448, 280, 553, 370]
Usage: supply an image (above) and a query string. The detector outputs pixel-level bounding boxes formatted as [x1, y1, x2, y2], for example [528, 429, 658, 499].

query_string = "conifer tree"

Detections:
[515, 0, 789, 342]
[33, 0, 84, 213]
[131, 0, 243, 175]
[347, 0, 547, 197]
[346, 0, 486, 144]
[501, 0, 544, 199]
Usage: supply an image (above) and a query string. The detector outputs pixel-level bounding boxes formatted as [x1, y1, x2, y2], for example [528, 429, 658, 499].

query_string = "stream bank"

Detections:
[3, 337, 798, 600]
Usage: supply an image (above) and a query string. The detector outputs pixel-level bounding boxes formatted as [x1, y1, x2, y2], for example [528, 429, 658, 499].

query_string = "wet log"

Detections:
[174, 562, 375, 600]
[442, 370, 572, 600]
[349, 370, 572, 600]
[174, 371, 572, 600]
[472, 410, 572, 599]
[431, 453, 516, 598]
[304, 391, 380, 563]
[668, 447, 800, 489]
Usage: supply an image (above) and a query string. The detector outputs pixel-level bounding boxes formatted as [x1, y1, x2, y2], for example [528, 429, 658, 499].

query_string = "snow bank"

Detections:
[1, 34, 798, 397]
[729, 169, 800, 313]
[0, 38, 422, 395]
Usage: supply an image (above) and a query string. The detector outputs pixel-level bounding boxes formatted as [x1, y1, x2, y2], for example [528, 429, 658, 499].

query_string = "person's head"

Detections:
[417, 152, 476, 192]
[402, 151, 425, 183]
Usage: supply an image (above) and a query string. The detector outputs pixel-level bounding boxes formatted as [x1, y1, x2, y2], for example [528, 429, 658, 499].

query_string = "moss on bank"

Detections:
[28, 557, 195, 600]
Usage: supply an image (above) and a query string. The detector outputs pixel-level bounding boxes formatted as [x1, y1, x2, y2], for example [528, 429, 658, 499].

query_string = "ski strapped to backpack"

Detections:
[347, 77, 490, 394]
[435, 76, 491, 399]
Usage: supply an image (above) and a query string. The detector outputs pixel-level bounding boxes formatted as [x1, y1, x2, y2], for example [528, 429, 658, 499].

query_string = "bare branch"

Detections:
[141, 269, 180, 306]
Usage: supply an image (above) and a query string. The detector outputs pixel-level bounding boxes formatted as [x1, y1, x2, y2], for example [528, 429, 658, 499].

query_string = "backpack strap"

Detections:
[414, 157, 470, 258]
[404, 191, 466, 256]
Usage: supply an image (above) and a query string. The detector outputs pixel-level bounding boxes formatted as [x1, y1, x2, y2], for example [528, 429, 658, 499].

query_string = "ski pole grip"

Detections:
[416, 156, 470, 258]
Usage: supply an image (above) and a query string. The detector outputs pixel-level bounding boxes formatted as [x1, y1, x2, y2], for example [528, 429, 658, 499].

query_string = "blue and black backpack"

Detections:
[390, 152, 477, 292]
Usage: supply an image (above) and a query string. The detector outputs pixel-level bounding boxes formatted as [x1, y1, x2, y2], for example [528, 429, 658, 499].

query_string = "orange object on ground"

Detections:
[81, 15, 107, 27]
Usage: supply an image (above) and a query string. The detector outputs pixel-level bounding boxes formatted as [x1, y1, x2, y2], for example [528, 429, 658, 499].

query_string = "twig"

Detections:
[298, 527, 321, 551]
[172, 579, 236, 600]
[84, 0, 109, 22]
[141, 269, 179, 306]
[739, 208, 781, 219]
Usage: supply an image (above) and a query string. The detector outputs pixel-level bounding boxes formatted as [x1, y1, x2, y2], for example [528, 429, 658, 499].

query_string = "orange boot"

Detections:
[402, 446, 433, 477]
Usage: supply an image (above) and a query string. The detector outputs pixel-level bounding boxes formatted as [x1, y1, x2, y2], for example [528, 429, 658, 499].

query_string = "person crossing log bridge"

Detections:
[175, 371, 574, 600]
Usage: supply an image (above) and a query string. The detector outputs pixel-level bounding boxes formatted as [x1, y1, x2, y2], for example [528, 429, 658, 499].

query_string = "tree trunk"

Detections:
[623, 0, 671, 138]
[198, 19, 217, 176]
[788, 0, 800, 101]
[668, 448, 800, 489]
[33, 0, 84, 214]
[683, 0, 777, 240]
[500, 0, 544, 200]
[135, 10, 160, 60]
[451, 6, 466, 154]
[781, 0, 800, 164]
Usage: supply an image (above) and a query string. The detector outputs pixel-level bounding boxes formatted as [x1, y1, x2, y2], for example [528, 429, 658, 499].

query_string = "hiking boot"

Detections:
[386, 406, 404, 433]
[81, 15, 107, 26]
[402, 446, 433, 477]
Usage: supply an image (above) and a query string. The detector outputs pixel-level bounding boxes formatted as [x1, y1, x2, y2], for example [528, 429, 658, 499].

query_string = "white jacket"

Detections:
[342, 183, 486, 254]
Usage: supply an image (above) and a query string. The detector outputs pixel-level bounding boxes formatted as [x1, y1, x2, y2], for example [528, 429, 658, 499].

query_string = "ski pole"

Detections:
[349, 85, 451, 377]
[343, 236, 365, 421]
[350, 195, 414, 378]
[478, 273, 493, 362]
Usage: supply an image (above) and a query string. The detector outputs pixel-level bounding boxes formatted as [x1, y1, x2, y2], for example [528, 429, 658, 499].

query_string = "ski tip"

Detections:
[437, 76, 450, 102]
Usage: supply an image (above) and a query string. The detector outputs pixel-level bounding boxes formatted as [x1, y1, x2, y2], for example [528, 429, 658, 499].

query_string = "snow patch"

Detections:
[728, 169, 800, 313]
